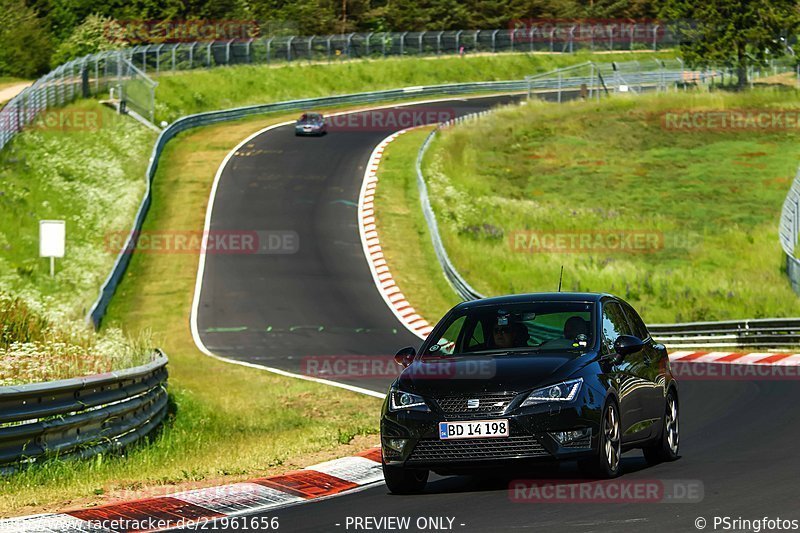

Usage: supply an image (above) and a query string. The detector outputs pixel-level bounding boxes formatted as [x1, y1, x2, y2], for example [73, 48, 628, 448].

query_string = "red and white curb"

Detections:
[0, 449, 383, 532]
[669, 350, 800, 365]
[358, 130, 432, 341]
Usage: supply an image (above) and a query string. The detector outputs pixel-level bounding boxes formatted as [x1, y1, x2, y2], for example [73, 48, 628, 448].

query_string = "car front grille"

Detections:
[407, 436, 549, 464]
[433, 392, 518, 419]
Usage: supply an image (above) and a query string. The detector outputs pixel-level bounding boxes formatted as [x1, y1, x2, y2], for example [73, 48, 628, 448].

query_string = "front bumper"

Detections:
[381, 395, 600, 471]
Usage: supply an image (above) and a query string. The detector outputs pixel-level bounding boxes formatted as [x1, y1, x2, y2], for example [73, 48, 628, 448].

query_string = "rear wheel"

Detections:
[578, 400, 622, 478]
[382, 462, 429, 494]
[643, 389, 679, 464]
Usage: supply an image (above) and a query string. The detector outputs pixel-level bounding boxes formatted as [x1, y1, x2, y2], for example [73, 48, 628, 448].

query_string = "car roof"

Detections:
[454, 292, 612, 311]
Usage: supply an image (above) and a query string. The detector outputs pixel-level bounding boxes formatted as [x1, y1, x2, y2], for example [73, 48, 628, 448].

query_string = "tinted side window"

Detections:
[601, 301, 632, 353]
[428, 316, 465, 354]
[621, 303, 649, 340]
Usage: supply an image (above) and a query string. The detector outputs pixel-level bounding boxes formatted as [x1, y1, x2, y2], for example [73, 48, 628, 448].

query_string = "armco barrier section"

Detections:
[780, 169, 800, 295]
[0, 352, 168, 472]
[415, 76, 800, 349]
[88, 62, 689, 328]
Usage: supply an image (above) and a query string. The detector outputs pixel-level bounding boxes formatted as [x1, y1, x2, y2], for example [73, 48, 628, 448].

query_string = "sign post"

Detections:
[39, 220, 65, 277]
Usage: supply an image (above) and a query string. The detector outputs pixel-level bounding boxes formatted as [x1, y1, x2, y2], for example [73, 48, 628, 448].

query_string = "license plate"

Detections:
[439, 419, 509, 440]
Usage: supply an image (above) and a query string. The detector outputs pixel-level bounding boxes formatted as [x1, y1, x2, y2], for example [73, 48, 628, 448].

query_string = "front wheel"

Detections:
[643, 389, 680, 464]
[578, 399, 622, 478]
[382, 462, 428, 494]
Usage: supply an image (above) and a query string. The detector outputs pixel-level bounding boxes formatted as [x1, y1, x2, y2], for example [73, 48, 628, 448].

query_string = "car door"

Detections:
[600, 300, 649, 443]
[620, 301, 667, 431]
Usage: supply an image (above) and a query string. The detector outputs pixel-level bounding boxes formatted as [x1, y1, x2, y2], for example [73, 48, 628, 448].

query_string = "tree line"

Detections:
[0, 0, 797, 83]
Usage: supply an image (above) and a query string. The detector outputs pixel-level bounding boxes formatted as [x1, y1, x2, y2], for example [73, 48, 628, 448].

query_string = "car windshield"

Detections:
[422, 301, 596, 357]
[299, 113, 321, 123]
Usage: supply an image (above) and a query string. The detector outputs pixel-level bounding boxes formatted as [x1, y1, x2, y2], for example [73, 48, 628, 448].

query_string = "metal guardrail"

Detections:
[90, 61, 689, 327]
[414, 68, 800, 349]
[780, 168, 800, 295]
[0, 351, 168, 472]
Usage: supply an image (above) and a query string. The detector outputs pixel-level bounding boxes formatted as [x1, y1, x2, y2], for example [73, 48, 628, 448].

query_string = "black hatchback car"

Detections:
[380, 293, 679, 493]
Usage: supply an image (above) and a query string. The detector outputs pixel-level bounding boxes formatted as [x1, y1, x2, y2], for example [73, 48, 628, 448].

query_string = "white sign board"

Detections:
[39, 220, 65, 258]
[618, 85, 630, 92]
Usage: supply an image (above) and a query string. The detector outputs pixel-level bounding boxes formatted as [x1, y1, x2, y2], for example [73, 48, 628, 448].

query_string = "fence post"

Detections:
[419, 31, 425, 54]
[455, 30, 462, 54]
[652, 25, 659, 51]
[267, 38, 273, 65]
[491, 29, 498, 53]
[436, 31, 443, 55]
[287, 36, 294, 61]
[225, 40, 231, 65]
[206, 42, 212, 67]
[172, 45, 177, 71]
[400, 32, 407, 55]
[365, 32, 372, 56]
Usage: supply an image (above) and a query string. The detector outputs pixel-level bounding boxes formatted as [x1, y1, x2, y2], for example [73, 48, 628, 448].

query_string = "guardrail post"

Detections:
[558, 71, 562, 103]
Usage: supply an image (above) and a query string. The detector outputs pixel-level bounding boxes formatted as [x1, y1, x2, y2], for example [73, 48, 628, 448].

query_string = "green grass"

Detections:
[0, 111, 383, 518]
[0, 100, 155, 319]
[373, 127, 460, 320]
[154, 51, 674, 122]
[399, 88, 800, 323]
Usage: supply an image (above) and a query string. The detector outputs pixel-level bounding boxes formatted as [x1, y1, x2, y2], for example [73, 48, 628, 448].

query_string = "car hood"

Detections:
[396, 352, 595, 396]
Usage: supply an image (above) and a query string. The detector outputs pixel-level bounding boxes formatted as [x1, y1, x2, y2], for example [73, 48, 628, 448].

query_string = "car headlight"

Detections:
[389, 388, 429, 412]
[520, 378, 583, 407]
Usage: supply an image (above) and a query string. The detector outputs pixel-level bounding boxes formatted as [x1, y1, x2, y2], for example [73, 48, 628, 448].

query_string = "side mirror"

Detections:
[394, 346, 416, 368]
[613, 335, 646, 358]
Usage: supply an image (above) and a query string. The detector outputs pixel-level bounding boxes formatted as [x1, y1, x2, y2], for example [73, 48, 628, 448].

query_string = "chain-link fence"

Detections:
[0, 53, 156, 151]
[120, 24, 678, 75]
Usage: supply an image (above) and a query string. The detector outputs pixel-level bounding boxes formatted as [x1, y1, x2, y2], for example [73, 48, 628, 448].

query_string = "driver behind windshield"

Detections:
[492, 320, 529, 349]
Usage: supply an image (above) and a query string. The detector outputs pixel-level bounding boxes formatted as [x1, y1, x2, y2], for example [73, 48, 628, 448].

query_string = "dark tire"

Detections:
[643, 389, 680, 464]
[578, 399, 622, 478]
[382, 462, 428, 494]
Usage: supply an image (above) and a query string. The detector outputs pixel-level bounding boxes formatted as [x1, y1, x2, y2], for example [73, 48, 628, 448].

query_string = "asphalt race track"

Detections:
[193, 95, 800, 532]
[195, 94, 521, 393]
